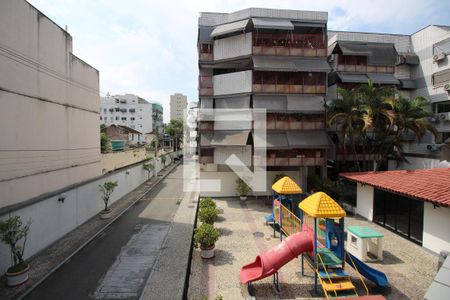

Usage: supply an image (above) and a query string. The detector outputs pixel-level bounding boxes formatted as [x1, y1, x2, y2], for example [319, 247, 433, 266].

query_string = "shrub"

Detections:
[99, 181, 118, 211]
[194, 223, 219, 248]
[0, 216, 31, 273]
[100, 133, 109, 153]
[199, 197, 216, 210]
[235, 177, 251, 196]
[199, 206, 219, 224]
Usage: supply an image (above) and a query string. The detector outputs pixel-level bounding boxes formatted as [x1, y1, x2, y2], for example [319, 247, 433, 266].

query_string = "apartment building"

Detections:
[100, 94, 153, 141]
[170, 92, 188, 121]
[327, 25, 450, 169]
[197, 8, 331, 195]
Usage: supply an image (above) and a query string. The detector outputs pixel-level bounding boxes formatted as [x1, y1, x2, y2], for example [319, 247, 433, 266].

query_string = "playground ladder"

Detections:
[317, 254, 357, 299]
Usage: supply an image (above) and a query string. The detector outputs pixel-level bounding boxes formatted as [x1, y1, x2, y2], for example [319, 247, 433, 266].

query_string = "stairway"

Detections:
[318, 267, 358, 298]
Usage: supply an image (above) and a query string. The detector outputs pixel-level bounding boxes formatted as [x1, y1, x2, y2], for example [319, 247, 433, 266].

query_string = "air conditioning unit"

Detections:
[444, 83, 450, 91]
[433, 53, 446, 62]
[438, 112, 450, 120]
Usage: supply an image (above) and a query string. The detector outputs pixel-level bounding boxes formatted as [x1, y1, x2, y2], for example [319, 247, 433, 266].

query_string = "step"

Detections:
[328, 289, 358, 298]
[322, 280, 356, 292]
[318, 268, 350, 279]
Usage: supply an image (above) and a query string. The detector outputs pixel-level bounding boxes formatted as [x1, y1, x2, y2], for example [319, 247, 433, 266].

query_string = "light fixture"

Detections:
[58, 194, 67, 203]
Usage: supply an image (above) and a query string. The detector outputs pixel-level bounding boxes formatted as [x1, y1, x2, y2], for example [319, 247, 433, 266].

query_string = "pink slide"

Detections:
[240, 232, 313, 284]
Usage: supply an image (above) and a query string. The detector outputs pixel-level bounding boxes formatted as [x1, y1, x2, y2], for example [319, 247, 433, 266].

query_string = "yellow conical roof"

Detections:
[272, 176, 302, 194]
[299, 192, 346, 218]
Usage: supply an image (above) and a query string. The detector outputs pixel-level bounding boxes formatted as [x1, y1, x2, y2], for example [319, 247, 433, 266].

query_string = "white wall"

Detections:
[388, 156, 443, 170]
[423, 202, 450, 254]
[356, 183, 374, 221]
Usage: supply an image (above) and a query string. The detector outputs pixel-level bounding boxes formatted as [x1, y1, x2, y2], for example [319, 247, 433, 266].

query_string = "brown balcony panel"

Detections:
[276, 47, 290, 56]
[386, 66, 394, 73]
[316, 122, 325, 129]
[262, 84, 276, 93]
[316, 49, 326, 57]
[289, 121, 302, 130]
[200, 156, 214, 164]
[303, 85, 316, 93]
[253, 46, 263, 55]
[316, 85, 326, 94]
[290, 48, 303, 56]
[262, 47, 276, 55]
[367, 65, 377, 72]
[289, 157, 301, 166]
[267, 120, 276, 130]
[304, 49, 316, 57]
[199, 53, 213, 61]
[199, 88, 213, 96]
[376, 66, 387, 73]
[275, 157, 289, 166]
[337, 65, 345, 72]
[267, 157, 276, 166]
[356, 65, 367, 72]
[275, 121, 289, 130]
[344, 65, 356, 72]
[276, 84, 290, 93]
[253, 84, 262, 93]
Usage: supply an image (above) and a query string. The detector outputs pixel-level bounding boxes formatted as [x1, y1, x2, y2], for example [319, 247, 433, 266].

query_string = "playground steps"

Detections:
[318, 268, 350, 280]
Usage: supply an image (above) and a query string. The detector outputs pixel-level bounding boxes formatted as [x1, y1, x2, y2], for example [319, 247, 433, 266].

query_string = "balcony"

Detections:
[198, 43, 213, 62]
[198, 121, 214, 131]
[199, 155, 214, 164]
[253, 71, 326, 94]
[255, 150, 326, 167]
[253, 33, 326, 57]
[199, 75, 213, 96]
[336, 64, 395, 73]
[213, 32, 252, 61]
[266, 114, 325, 130]
[213, 71, 252, 96]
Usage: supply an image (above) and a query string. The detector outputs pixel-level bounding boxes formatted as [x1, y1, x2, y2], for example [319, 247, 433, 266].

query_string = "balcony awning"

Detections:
[397, 53, 419, 65]
[286, 131, 330, 148]
[367, 43, 397, 66]
[200, 98, 213, 109]
[252, 18, 294, 30]
[399, 79, 416, 89]
[334, 42, 370, 56]
[253, 56, 331, 72]
[287, 95, 325, 112]
[253, 95, 287, 112]
[336, 72, 369, 83]
[434, 37, 450, 55]
[433, 69, 450, 86]
[200, 132, 213, 147]
[367, 73, 400, 85]
[210, 19, 250, 38]
[211, 130, 251, 146]
[266, 133, 289, 149]
[215, 96, 250, 109]
[198, 26, 214, 44]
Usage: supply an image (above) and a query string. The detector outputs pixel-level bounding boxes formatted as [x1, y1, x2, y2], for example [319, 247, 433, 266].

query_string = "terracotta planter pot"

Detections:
[240, 196, 247, 201]
[200, 245, 215, 259]
[6, 264, 30, 287]
[100, 209, 112, 219]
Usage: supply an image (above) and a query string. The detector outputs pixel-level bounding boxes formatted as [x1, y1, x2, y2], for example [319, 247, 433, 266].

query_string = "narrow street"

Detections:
[25, 165, 185, 300]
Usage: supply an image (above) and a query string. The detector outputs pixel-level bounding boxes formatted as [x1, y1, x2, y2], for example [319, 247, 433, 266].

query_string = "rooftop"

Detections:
[340, 168, 450, 207]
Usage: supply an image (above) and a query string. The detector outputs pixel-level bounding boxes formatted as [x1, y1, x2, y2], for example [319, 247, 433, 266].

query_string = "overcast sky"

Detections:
[28, 0, 450, 122]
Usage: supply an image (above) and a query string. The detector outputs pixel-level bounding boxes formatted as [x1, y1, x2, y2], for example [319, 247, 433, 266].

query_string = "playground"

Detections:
[188, 178, 438, 300]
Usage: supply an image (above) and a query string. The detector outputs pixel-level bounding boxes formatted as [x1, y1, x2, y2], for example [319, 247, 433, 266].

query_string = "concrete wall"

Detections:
[214, 32, 252, 61]
[423, 202, 450, 254]
[356, 183, 374, 221]
[388, 156, 444, 170]
[213, 71, 252, 96]
[101, 148, 147, 173]
[0, 0, 101, 209]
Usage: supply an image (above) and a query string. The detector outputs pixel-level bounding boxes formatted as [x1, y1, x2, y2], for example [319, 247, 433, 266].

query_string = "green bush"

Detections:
[194, 223, 219, 248]
[199, 206, 219, 224]
[100, 133, 109, 153]
[199, 197, 216, 210]
[235, 178, 251, 196]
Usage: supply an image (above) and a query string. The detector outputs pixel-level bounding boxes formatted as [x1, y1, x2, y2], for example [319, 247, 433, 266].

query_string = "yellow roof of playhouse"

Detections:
[299, 192, 346, 218]
[272, 176, 303, 194]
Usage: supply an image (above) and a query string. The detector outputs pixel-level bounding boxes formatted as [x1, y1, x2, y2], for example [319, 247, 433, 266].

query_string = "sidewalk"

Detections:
[0, 161, 180, 300]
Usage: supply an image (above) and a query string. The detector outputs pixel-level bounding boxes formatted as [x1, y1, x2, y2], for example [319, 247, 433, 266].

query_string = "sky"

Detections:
[27, 0, 450, 122]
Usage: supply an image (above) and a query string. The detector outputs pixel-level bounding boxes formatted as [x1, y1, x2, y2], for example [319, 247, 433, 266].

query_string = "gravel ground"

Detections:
[188, 197, 438, 300]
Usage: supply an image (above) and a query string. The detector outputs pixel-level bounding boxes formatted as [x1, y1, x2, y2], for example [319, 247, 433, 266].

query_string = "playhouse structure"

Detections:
[240, 176, 388, 299]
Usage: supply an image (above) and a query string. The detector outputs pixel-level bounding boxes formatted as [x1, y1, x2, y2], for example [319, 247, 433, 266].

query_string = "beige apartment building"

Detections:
[170, 92, 188, 121]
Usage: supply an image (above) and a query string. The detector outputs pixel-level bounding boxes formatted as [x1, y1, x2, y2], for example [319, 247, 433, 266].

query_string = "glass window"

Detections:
[100, 116, 102, 120]
[115, 116, 119, 120]
[103, 108, 107, 113]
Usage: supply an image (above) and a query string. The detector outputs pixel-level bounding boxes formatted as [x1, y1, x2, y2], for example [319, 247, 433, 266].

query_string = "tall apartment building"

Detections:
[152, 102, 164, 134]
[100, 94, 153, 138]
[170, 92, 188, 121]
[327, 25, 450, 169]
[197, 8, 331, 196]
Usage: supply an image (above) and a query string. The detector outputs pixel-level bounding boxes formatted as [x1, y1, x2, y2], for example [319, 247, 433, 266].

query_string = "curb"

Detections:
[17, 161, 181, 300]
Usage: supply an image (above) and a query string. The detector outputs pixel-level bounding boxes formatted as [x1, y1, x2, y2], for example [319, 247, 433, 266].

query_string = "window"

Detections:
[130, 117, 135, 121]
[122, 117, 127, 121]
[436, 102, 450, 113]
[115, 107, 120, 112]
[110, 117, 113, 121]
[100, 116, 102, 120]
[115, 99, 119, 103]
[432, 69, 450, 86]
[139, 124, 142, 128]
[115, 116, 119, 120]
[103, 108, 107, 113]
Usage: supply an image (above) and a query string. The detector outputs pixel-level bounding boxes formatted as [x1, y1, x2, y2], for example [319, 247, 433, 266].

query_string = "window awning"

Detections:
[434, 37, 450, 55]
[397, 53, 419, 65]
[399, 79, 416, 89]
[286, 131, 330, 148]
[287, 95, 325, 112]
[335, 42, 371, 56]
[367, 43, 397, 66]
[292, 21, 326, 28]
[336, 72, 369, 83]
[253, 95, 287, 112]
[200, 132, 213, 147]
[253, 56, 331, 72]
[266, 133, 289, 149]
[210, 19, 249, 38]
[433, 69, 450, 86]
[367, 73, 400, 85]
[215, 96, 250, 109]
[211, 130, 251, 146]
[198, 26, 214, 44]
[252, 18, 294, 30]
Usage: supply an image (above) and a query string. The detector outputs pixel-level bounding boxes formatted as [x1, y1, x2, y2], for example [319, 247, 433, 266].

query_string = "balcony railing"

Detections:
[198, 121, 214, 130]
[266, 119, 325, 130]
[199, 53, 213, 62]
[255, 155, 325, 166]
[253, 33, 326, 57]
[199, 75, 213, 96]
[336, 64, 395, 73]
[252, 84, 326, 94]
[199, 155, 214, 164]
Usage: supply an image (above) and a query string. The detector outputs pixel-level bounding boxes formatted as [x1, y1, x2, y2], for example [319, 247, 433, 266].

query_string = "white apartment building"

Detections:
[170, 93, 188, 121]
[100, 94, 153, 139]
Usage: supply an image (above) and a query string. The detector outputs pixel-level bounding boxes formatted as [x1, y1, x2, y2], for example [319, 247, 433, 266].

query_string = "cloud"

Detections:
[27, 0, 449, 122]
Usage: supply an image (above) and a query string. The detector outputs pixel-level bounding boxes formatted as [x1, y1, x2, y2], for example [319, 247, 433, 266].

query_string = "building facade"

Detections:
[100, 94, 152, 138]
[170, 92, 188, 121]
[327, 26, 450, 169]
[197, 8, 331, 196]
[152, 102, 164, 134]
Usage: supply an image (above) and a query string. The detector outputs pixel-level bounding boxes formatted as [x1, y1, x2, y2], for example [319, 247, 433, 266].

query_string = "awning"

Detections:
[211, 130, 251, 146]
[200, 98, 213, 109]
[210, 19, 249, 38]
[367, 43, 397, 66]
[367, 73, 400, 85]
[292, 21, 326, 28]
[215, 96, 250, 109]
[253, 95, 287, 112]
[287, 95, 325, 112]
[252, 18, 294, 30]
[337, 72, 369, 83]
[336, 42, 370, 56]
[434, 37, 450, 55]
[399, 79, 416, 89]
[266, 133, 289, 149]
[397, 53, 419, 65]
[433, 69, 450, 86]
[286, 131, 330, 148]
[200, 132, 213, 147]
[253, 56, 331, 72]
[198, 26, 214, 44]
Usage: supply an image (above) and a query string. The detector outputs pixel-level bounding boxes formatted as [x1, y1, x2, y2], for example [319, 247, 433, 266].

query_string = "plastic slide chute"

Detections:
[345, 252, 388, 287]
[240, 231, 313, 284]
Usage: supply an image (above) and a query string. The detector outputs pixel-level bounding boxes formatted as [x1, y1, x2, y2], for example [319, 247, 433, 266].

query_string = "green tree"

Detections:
[166, 120, 184, 151]
[100, 132, 109, 153]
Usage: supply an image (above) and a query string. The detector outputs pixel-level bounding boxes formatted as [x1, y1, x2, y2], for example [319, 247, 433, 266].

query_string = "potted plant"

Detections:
[199, 206, 219, 224]
[98, 181, 118, 219]
[194, 223, 219, 259]
[235, 178, 251, 201]
[0, 216, 31, 286]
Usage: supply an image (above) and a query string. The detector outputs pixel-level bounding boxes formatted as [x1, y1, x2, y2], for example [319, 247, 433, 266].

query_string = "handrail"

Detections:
[346, 251, 369, 295]
[279, 203, 302, 236]
[316, 253, 338, 298]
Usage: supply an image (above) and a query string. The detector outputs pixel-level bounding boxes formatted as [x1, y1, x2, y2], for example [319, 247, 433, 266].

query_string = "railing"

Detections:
[267, 119, 325, 130]
[253, 33, 326, 57]
[266, 156, 325, 166]
[316, 253, 338, 299]
[199, 75, 213, 96]
[252, 84, 326, 94]
[279, 203, 302, 236]
[336, 64, 395, 73]
[199, 52, 213, 62]
[199, 155, 213, 164]
[345, 252, 369, 295]
[198, 122, 214, 130]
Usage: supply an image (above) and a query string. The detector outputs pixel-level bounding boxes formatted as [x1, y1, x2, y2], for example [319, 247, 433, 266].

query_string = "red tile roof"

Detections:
[340, 168, 450, 207]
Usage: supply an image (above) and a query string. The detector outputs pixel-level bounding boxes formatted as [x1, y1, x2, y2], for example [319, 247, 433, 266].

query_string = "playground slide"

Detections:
[345, 252, 388, 287]
[240, 231, 313, 284]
